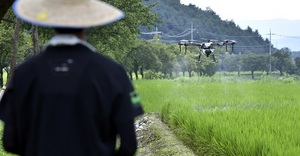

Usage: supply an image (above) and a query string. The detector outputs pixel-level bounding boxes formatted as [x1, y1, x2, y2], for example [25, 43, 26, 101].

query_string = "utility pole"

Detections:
[155, 26, 160, 34]
[191, 22, 194, 41]
[238, 51, 241, 77]
[267, 29, 275, 74]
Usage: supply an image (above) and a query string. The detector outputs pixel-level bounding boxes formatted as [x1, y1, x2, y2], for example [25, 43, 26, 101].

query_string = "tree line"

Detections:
[124, 37, 300, 80]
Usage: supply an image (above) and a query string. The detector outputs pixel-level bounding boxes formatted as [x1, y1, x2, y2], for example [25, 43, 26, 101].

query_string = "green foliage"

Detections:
[241, 54, 268, 79]
[0, 0, 159, 83]
[88, 0, 159, 61]
[144, 70, 164, 79]
[295, 57, 300, 72]
[0, 18, 32, 86]
[272, 48, 294, 76]
[219, 53, 239, 72]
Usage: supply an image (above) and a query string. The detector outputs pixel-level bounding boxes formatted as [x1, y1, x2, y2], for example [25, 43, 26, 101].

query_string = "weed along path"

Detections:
[135, 113, 196, 156]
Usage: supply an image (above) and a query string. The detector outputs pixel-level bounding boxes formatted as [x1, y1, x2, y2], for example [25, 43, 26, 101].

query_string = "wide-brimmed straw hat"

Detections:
[13, 0, 124, 28]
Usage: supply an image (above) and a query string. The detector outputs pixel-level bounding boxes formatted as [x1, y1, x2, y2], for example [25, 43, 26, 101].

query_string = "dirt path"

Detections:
[135, 113, 196, 156]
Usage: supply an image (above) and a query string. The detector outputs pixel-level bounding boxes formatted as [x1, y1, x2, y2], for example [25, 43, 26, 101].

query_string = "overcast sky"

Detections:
[180, 0, 300, 21]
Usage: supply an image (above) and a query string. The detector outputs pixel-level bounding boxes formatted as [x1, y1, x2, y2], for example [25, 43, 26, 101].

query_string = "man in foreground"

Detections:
[0, 0, 143, 155]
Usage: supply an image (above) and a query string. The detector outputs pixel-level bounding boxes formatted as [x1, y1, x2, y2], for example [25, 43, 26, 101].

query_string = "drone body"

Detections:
[178, 39, 236, 63]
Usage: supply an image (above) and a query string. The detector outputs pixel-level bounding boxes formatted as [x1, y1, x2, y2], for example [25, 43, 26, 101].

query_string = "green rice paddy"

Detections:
[134, 77, 300, 155]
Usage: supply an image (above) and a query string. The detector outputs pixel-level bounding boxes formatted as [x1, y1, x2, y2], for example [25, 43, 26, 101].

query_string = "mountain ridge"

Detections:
[141, 0, 299, 53]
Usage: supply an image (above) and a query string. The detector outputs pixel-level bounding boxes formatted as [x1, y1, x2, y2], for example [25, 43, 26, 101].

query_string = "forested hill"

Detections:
[140, 0, 272, 54]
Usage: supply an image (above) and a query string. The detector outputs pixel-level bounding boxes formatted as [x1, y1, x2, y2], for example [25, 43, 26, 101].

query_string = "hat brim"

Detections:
[13, 0, 124, 28]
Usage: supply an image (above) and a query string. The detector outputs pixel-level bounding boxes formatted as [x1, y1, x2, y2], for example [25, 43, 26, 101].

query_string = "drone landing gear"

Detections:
[203, 49, 218, 63]
[210, 53, 218, 63]
[194, 54, 202, 63]
[194, 53, 218, 63]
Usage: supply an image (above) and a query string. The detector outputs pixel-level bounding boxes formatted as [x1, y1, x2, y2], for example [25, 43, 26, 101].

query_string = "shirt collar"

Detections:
[42, 34, 97, 52]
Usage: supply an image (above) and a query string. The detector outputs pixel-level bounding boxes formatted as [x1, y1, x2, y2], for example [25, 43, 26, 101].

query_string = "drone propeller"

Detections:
[224, 39, 237, 45]
[178, 39, 189, 45]
[207, 39, 227, 47]
[223, 40, 237, 53]
[208, 39, 218, 42]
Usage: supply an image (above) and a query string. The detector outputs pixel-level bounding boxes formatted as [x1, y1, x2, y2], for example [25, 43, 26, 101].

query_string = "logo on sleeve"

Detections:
[130, 91, 141, 105]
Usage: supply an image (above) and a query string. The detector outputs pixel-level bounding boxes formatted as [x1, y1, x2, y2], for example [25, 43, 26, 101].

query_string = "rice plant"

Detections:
[134, 78, 300, 155]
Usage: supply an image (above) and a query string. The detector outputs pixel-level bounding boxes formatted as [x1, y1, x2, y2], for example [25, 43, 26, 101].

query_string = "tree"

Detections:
[177, 54, 188, 77]
[241, 54, 268, 79]
[272, 48, 292, 76]
[203, 62, 217, 77]
[126, 40, 161, 80]
[7, 18, 21, 85]
[295, 57, 300, 73]
[126, 44, 144, 80]
[0, 23, 13, 86]
[0, 17, 32, 86]
[186, 54, 197, 77]
[151, 41, 176, 78]
[195, 62, 205, 77]
[219, 53, 239, 72]
[285, 59, 297, 75]
[139, 43, 162, 79]
[32, 25, 40, 55]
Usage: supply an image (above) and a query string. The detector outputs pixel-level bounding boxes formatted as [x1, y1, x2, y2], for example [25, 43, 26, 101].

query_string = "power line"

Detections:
[165, 29, 190, 37]
[163, 31, 192, 38]
[273, 34, 300, 38]
[142, 28, 265, 40]
[141, 26, 162, 35]
[141, 31, 162, 35]
[142, 26, 300, 40]
[235, 45, 269, 48]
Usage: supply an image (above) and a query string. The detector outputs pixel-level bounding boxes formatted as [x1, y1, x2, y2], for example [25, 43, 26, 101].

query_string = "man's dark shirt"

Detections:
[0, 43, 143, 156]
